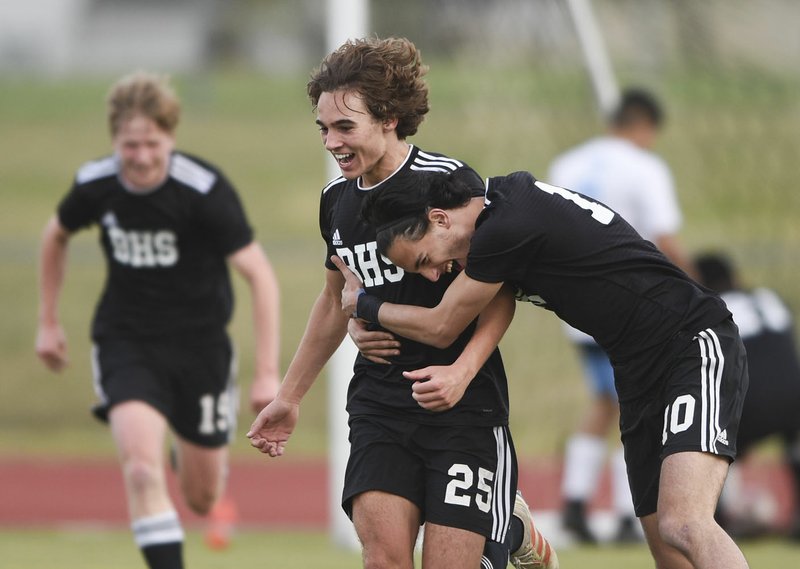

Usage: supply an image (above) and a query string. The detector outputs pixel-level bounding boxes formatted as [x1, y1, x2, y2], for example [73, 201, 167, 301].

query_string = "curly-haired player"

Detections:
[248, 38, 556, 569]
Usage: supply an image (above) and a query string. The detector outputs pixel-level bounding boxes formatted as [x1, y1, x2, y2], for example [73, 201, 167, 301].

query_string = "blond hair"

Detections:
[107, 71, 181, 136]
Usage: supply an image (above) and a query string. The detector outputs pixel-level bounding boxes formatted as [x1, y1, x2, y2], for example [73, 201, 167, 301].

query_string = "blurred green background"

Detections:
[2, 59, 798, 461]
[2, 0, 799, 465]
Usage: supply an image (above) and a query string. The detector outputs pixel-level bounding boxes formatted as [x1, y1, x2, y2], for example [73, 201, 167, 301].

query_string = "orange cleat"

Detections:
[205, 495, 238, 550]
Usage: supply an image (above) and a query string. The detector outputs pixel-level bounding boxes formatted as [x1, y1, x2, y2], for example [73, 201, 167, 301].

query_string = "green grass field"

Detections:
[1, 529, 797, 569]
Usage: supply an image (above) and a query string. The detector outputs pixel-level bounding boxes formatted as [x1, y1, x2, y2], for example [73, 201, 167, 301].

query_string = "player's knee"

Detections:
[122, 458, 163, 497]
[184, 486, 219, 516]
[358, 531, 410, 569]
[657, 511, 701, 553]
[361, 546, 408, 569]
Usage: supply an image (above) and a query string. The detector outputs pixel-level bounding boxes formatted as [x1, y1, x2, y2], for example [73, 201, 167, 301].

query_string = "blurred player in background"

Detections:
[248, 37, 556, 569]
[548, 88, 694, 543]
[35, 71, 281, 569]
[695, 252, 800, 541]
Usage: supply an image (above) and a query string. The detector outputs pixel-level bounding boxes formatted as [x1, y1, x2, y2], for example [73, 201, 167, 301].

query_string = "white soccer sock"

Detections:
[132, 510, 185, 548]
[718, 462, 743, 514]
[562, 433, 606, 500]
[611, 446, 636, 517]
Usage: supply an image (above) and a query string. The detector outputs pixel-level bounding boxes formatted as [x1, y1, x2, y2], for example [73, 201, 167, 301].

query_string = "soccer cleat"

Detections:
[613, 515, 643, 544]
[511, 491, 559, 569]
[205, 495, 238, 550]
[562, 499, 597, 544]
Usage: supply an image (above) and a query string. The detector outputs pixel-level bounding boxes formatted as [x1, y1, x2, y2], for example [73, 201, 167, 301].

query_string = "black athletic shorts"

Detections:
[620, 317, 749, 517]
[342, 415, 517, 543]
[90, 336, 238, 447]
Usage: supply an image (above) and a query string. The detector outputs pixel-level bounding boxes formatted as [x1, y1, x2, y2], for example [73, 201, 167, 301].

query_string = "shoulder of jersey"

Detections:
[410, 149, 465, 173]
[322, 175, 347, 195]
[169, 153, 218, 194]
[74, 152, 219, 194]
[75, 155, 118, 185]
[319, 149, 467, 195]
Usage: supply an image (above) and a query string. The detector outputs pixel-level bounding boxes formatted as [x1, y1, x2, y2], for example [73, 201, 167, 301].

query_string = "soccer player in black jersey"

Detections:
[336, 171, 751, 569]
[695, 252, 800, 540]
[36, 72, 281, 569]
[247, 38, 556, 569]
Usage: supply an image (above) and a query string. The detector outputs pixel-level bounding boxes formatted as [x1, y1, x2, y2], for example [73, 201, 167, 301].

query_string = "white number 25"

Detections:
[444, 463, 494, 513]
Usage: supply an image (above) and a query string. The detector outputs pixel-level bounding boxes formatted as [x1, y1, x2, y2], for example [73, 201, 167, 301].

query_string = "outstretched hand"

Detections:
[403, 365, 471, 412]
[330, 255, 363, 316]
[246, 398, 299, 457]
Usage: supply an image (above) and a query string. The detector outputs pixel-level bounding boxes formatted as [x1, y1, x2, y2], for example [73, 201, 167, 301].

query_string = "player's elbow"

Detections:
[426, 322, 460, 349]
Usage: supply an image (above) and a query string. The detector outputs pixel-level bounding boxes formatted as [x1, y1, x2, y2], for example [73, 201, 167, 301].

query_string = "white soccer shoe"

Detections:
[510, 491, 559, 569]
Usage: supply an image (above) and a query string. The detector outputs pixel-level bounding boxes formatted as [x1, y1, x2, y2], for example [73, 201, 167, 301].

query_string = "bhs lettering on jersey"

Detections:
[336, 241, 403, 287]
[108, 226, 178, 268]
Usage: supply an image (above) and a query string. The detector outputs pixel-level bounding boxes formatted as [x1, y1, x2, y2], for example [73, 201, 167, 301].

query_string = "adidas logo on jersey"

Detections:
[332, 229, 342, 246]
[716, 429, 729, 446]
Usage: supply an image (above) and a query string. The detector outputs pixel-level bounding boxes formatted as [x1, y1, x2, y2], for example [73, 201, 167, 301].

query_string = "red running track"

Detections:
[0, 456, 793, 529]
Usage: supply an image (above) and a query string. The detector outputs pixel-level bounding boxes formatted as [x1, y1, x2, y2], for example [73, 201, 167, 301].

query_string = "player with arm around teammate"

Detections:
[36, 71, 281, 569]
[548, 88, 695, 543]
[247, 37, 556, 569]
[334, 170, 750, 569]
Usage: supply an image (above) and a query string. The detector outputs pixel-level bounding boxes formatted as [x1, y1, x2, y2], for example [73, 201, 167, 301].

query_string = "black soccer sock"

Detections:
[141, 542, 183, 569]
[787, 433, 800, 502]
[481, 538, 510, 569]
[132, 511, 185, 569]
[507, 515, 525, 554]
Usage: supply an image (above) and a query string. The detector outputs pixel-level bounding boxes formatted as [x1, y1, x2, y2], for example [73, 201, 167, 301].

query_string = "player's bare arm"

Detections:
[36, 216, 72, 372]
[247, 268, 349, 456]
[404, 284, 516, 411]
[333, 254, 502, 348]
[228, 241, 282, 413]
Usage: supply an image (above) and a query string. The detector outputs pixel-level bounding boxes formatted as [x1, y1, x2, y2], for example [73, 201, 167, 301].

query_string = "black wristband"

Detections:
[355, 292, 384, 323]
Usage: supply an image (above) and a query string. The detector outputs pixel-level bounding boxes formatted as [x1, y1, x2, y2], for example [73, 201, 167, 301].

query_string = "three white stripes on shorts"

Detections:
[697, 328, 725, 454]
[491, 426, 512, 543]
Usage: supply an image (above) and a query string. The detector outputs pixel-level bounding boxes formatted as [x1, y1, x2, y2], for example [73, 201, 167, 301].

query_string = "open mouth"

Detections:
[445, 260, 463, 274]
[333, 152, 355, 167]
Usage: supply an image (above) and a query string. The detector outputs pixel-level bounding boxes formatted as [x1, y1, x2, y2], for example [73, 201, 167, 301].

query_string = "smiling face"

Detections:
[112, 114, 175, 192]
[385, 216, 470, 282]
[316, 89, 407, 187]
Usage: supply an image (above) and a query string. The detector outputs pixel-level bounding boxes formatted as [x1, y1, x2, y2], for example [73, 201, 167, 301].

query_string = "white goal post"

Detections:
[326, 0, 368, 551]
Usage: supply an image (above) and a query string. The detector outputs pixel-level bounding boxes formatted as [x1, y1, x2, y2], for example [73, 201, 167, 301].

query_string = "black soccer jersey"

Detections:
[721, 289, 800, 449]
[320, 145, 510, 425]
[466, 171, 731, 401]
[58, 152, 253, 341]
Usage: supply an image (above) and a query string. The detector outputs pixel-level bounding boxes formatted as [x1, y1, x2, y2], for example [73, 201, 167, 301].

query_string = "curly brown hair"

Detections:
[307, 36, 430, 139]
[107, 71, 181, 137]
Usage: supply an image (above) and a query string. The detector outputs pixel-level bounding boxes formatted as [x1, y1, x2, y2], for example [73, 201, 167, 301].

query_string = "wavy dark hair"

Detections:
[361, 172, 473, 255]
[307, 36, 429, 139]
